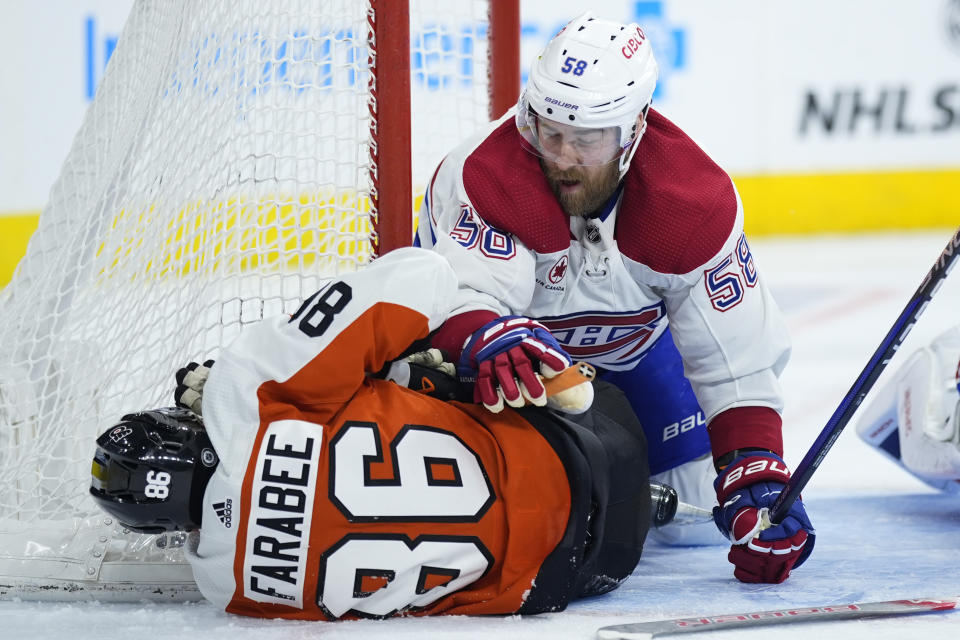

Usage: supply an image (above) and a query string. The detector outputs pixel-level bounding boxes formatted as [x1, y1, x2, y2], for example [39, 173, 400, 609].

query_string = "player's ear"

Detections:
[635, 106, 649, 138]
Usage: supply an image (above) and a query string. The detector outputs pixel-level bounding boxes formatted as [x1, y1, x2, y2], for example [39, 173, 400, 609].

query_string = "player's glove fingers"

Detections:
[485, 389, 507, 414]
[513, 339, 569, 404]
[506, 346, 547, 404]
[475, 359, 506, 413]
[727, 506, 765, 545]
[762, 530, 809, 556]
[502, 347, 552, 407]
[175, 361, 198, 386]
[728, 546, 790, 584]
[176, 359, 214, 387]
[520, 335, 571, 374]
[729, 529, 809, 584]
[519, 380, 548, 407]
[405, 348, 456, 377]
[174, 384, 204, 415]
[489, 350, 525, 408]
[174, 360, 213, 415]
[180, 368, 205, 390]
[747, 529, 808, 557]
[405, 348, 444, 367]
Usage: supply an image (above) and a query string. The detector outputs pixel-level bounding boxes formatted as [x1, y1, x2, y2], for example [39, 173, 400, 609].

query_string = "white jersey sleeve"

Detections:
[652, 202, 790, 421]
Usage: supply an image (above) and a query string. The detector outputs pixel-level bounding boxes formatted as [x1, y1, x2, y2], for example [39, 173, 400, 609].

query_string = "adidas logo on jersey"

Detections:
[213, 499, 233, 528]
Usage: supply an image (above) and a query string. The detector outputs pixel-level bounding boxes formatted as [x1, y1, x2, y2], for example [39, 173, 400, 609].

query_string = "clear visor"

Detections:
[517, 110, 625, 167]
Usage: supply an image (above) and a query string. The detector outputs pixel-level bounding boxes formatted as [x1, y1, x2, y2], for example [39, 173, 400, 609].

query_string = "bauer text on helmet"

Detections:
[516, 11, 659, 175]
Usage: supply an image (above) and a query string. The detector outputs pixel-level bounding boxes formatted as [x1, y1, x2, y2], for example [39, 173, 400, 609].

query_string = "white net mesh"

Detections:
[0, 0, 499, 597]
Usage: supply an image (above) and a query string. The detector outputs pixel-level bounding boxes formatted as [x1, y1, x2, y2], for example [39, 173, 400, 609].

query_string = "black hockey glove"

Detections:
[385, 349, 469, 401]
[174, 360, 214, 415]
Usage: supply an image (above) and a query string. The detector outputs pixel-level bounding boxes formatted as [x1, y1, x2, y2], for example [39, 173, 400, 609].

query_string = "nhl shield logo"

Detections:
[586, 223, 602, 244]
[548, 255, 568, 283]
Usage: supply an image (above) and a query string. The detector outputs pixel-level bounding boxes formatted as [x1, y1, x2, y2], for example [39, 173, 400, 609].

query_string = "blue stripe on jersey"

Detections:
[421, 182, 438, 247]
[878, 428, 902, 460]
[593, 182, 624, 222]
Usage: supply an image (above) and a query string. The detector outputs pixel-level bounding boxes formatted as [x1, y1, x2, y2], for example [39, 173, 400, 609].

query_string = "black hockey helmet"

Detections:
[89, 407, 219, 534]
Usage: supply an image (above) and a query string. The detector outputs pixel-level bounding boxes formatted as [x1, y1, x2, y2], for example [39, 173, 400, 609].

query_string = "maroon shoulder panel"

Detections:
[618, 109, 739, 274]
[461, 119, 571, 253]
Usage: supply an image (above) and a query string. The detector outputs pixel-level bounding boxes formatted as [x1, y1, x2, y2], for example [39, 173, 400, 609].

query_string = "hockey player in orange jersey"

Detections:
[89, 248, 652, 620]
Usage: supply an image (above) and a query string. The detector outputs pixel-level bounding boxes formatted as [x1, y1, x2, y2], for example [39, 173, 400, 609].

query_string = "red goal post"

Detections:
[373, 0, 520, 254]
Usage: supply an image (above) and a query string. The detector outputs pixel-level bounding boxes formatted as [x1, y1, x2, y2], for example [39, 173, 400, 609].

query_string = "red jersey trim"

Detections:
[461, 120, 572, 254]
[707, 406, 784, 462]
[617, 110, 738, 274]
[459, 111, 738, 274]
[430, 310, 499, 362]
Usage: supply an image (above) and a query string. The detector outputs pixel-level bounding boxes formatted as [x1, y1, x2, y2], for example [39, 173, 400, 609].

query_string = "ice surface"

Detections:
[4, 230, 960, 639]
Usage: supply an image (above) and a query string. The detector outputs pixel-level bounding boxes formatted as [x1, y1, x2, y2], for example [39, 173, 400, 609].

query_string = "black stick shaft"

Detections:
[770, 227, 960, 524]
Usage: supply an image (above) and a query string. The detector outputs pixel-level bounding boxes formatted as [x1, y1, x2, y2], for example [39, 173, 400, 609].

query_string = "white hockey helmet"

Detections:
[516, 12, 659, 176]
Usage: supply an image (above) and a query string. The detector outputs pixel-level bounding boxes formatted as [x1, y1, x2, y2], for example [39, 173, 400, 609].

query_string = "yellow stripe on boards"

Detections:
[2, 168, 958, 288]
[736, 168, 960, 236]
[92, 193, 375, 283]
[0, 213, 41, 289]
[0, 193, 377, 289]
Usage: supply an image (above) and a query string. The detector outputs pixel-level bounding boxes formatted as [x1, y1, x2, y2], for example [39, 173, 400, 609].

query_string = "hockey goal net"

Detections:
[0, 0, 519, 600]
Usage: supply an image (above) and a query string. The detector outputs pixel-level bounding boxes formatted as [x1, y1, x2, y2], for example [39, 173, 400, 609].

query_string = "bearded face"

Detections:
[531, 117, 626, 217]
[540, 157, 622, 217]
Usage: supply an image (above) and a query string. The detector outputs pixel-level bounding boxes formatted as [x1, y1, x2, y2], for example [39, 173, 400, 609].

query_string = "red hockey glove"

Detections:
[457, 316, 572, 413]
[712, 452, 815, 583]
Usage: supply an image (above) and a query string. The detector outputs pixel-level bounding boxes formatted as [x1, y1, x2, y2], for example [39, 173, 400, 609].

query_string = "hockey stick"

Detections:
[596, 596, 958, 639]
[765, 226, 960, 526]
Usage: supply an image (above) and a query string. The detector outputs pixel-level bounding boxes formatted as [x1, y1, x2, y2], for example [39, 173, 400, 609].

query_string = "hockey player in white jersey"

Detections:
[857, 325, 960, 493]
[416, 12, 814, 583]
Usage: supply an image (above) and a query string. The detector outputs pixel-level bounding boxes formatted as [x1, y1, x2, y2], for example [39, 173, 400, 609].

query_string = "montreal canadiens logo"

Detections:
[549, 255, 568, 283]
[539, 303, 665, 369]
